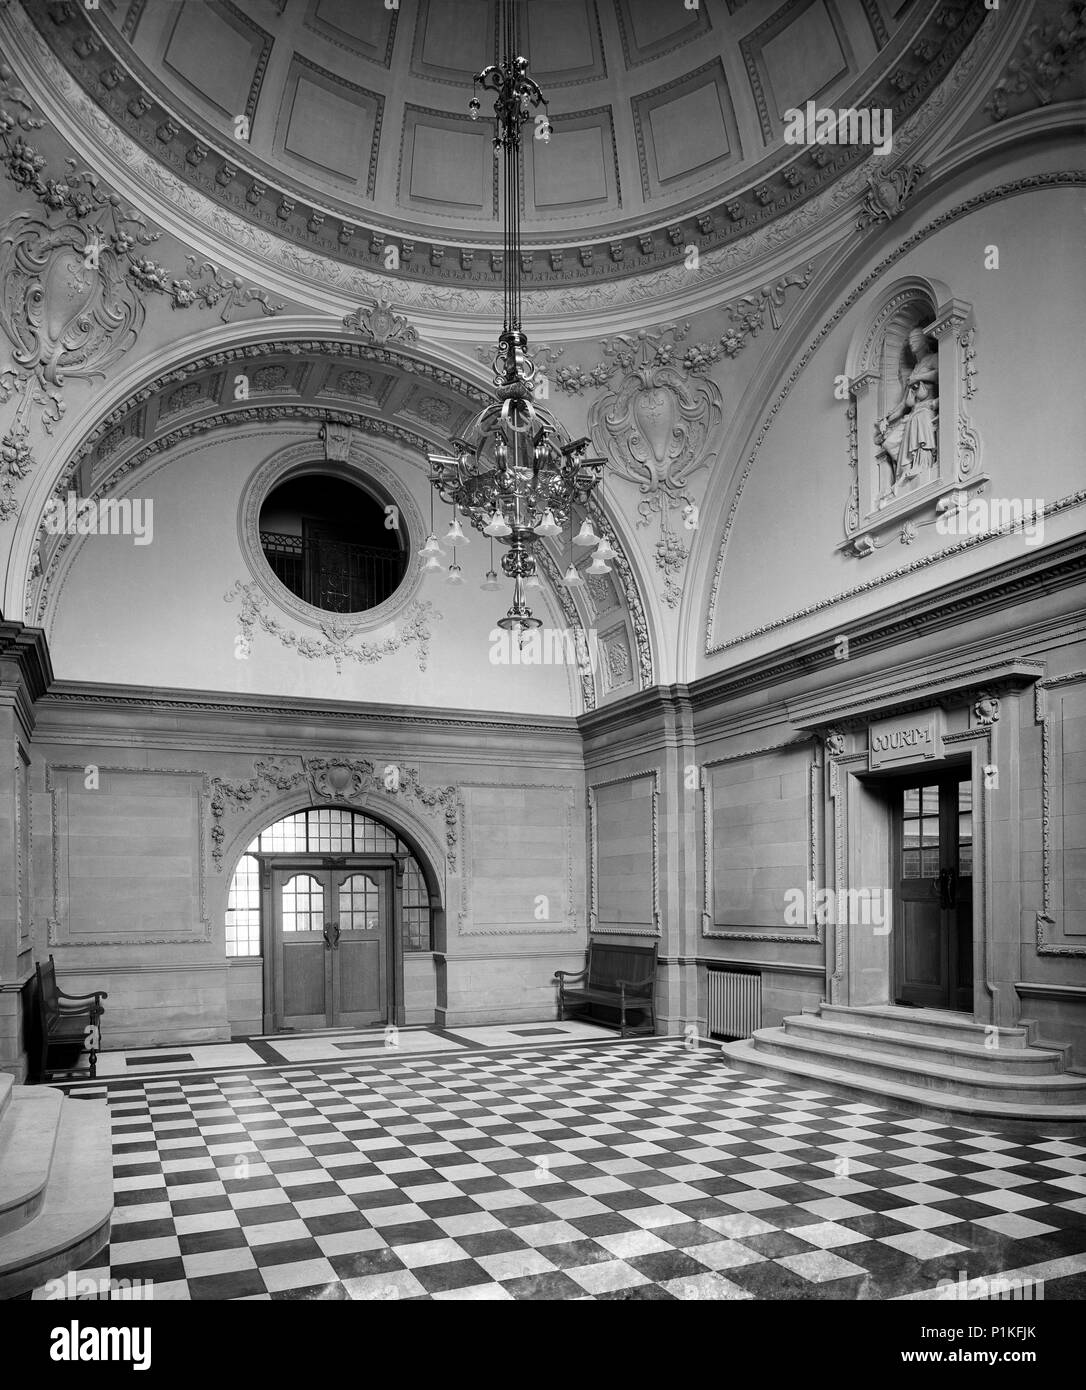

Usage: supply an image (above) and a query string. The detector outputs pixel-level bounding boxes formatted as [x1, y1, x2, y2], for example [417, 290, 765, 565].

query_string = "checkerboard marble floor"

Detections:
[33, 1039, 1086, 1301]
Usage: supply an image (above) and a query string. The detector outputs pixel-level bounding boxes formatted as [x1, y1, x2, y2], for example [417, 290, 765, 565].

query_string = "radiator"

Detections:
[707, 970, 761, 1040]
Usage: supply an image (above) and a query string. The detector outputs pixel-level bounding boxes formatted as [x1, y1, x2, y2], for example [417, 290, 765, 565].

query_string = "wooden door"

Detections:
[893, 774, 973, 1011]
[272, 864, 391, 1029]
[330, 869, 389, 1027]
[273, 868, 329, 1029]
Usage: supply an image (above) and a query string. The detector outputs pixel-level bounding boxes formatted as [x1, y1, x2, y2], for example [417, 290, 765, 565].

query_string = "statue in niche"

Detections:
[876, 324, 938, 501]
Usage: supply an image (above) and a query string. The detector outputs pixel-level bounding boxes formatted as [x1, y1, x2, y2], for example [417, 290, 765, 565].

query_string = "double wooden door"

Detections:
[893, 772, 974, 1012]
[272, 862, 391, 1029]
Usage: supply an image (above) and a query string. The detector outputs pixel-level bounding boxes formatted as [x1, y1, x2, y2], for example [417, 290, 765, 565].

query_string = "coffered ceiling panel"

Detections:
[278, 60, 382, 190]
[614, 0, 712, 66]
[525, 109, 618, 218]
[634, 61, 739, 200]
[742, 0, 854, 144]
[26, 0, 988, 287]
[303, 0, 398, 66]
[410, 0, 493, 85]
[162, 0, 271, 120]
[400, 109, 494, 218]
[524, 0, 605, 85]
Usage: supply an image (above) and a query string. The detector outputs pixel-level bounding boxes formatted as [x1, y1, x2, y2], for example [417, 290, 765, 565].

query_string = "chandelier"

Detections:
[425, 0, 607, 634]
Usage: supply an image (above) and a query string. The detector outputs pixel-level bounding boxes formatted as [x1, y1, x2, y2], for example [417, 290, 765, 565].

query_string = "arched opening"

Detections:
[225, 806, 439, 1034]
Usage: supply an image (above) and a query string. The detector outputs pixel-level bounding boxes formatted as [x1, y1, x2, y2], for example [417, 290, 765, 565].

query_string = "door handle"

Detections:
[933, 868, 957, 909]
[322, 925, 332, 950]
[331, 922, 341, 950]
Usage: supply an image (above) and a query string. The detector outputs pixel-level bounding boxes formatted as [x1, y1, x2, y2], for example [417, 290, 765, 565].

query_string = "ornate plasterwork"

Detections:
[585, 495, 653, 690]
[225, 580, 438, 675]
[700, 741, 821, 944]
[457, 784, 578, 936]
[706, 172, 1086, 654]
[587, 769, 660, 937]
[209, 756, 461, 872]
[0, 51, 280, 521]
[985, 0, 1086, 121]
[1033, 670, 1086, 957]
[1, 0, 996, 318]
[557, 270, 811, 608]
[856, 164, 924, 229]
[342, 298, 419, 346]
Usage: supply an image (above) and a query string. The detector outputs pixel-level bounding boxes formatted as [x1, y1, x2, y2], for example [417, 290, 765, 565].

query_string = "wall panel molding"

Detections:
[46, 763, 211, 945]
[587, 768, 659, 937]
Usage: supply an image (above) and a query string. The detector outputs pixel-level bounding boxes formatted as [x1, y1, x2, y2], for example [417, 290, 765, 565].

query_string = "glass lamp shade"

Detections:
[561, 563, 585, 589]
[483, 508, 512, 538]
[445, 562, 464, 584]
[524, 572, 542, 589]
[480, 569, 501, 592]
[586, 554, 612, 575]
[593, 536, 616, 562]
[422, 553, 442, 572]
[536, 509, 561, 538]
[572, 519, 600, 547]
[445, 516, 469, 545]
[420, 532, 443, 557]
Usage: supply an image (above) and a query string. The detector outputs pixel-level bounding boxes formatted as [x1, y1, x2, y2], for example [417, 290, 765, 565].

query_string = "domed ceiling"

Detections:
[28, 0, 984, 291]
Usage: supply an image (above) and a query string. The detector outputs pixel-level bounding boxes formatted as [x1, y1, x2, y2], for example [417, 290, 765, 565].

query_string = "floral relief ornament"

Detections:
[0, 56, 281, 520]
[225, 579, 440, 675]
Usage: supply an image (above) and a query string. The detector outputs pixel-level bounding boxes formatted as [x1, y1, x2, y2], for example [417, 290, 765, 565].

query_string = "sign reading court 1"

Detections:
[868, 709, 943, 770]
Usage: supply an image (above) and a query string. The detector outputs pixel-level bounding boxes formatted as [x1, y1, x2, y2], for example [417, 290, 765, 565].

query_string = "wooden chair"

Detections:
[35, 955, 107, 1081]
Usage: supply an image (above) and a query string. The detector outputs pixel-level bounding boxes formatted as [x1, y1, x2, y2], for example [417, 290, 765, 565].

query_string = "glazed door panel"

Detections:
[893, 776, 973, 1012]
[331, 870, 388, 1027]
[274, 870, 328, 1029]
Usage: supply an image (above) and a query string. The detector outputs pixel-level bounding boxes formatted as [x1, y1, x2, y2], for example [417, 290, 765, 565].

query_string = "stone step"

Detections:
[816, 1003, 1030, 1048]
[0, 1088, 64, 1238]
[783, 1014, 1066, 1075]
[720, 1039, 1086, 1135]
[0, 1097, 113, 1300]
[744, 1027, 1086, 1104]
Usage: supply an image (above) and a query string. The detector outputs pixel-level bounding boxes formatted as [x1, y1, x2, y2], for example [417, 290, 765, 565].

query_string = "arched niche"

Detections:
[841, 276, 983, 556]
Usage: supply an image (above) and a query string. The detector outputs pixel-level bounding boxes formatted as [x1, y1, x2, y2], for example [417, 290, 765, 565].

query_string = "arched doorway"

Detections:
[225, 807, 436, 1034]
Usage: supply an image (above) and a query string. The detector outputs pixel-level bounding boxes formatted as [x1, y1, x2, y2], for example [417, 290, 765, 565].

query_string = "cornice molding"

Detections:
[0, 620, 53, 724]
[35, 679, 581, 736]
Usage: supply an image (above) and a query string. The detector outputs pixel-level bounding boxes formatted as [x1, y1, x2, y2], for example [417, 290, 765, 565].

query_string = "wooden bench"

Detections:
[555, 942, 657, 1037]
[35, 955, 107, 1082]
